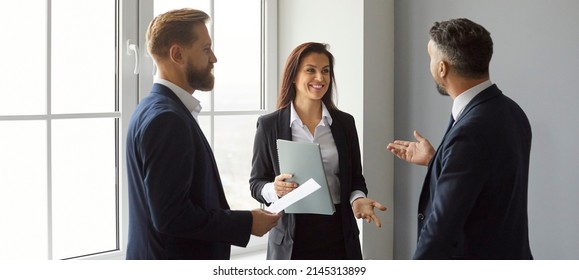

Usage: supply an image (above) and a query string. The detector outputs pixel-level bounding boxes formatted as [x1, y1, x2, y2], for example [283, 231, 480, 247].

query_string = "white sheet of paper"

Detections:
[264, 178, 322, 214]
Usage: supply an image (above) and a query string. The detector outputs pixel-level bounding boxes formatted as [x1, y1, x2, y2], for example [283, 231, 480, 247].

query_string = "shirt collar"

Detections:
[452, 79, 492, 121]
[154, 78, 202, 118]
[289, 102, 333, 127]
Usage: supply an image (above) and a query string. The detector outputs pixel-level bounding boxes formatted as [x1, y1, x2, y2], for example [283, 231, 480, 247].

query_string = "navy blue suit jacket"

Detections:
[125, 84, 252, 259]
[249, 106, 366, 259]
[415, 85, 533, 259]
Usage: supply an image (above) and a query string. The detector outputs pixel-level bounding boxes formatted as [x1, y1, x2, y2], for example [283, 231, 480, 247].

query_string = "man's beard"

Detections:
[186, 63, 214, 92]
[435, 82, 449, 96]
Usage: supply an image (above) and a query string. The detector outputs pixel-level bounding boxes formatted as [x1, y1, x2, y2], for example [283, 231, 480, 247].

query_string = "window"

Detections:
[0, 1, 122, 259]
[0, 0, 275, 259]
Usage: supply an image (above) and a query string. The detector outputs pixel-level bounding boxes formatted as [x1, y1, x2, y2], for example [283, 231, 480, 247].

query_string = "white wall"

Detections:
[362, 0, 394, 260]
[278, 0, 364, 117]
[278, 0, 394, 259]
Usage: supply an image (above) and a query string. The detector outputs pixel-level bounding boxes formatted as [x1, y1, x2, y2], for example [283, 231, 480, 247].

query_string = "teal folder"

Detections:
[276, 139, 335, 215]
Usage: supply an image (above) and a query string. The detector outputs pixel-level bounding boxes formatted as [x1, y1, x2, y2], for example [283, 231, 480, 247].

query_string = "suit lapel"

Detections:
[453, 84, 501, 126]
[277, 106, 292, 141]
[420, 85, 502, 211]
[151, 83, 192, 118]
[328, 111, 350, 202]
[432, 85, 502, 169]
[153, 83, 229, 207]
[276, 107, 349, 201]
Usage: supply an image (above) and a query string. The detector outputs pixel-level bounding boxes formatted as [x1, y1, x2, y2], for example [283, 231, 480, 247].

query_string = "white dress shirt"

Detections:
[261, 102, 366, 205]
[155, 78, 202, 121]
[452, 79, 493, 122]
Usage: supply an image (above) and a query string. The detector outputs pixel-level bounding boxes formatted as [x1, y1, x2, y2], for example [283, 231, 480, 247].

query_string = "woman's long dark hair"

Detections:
[277, 42, 338, 110]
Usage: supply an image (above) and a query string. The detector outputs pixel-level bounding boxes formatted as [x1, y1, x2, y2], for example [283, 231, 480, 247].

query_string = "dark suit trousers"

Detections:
[290, 204, 347, 260]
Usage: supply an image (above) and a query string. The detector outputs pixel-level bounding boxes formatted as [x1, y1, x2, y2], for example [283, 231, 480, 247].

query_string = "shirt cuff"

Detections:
[349, 190, 366, 206]
[261, 182, 279, 204]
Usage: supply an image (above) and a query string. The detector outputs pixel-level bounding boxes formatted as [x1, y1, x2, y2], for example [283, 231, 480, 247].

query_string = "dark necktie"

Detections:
[425, 115, 455, 172]
[442, 114, 455, 140]
[447, 114, 455, 131]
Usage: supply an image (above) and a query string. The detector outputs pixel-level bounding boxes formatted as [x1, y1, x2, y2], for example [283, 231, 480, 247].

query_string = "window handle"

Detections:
[126, 39, 139, 74]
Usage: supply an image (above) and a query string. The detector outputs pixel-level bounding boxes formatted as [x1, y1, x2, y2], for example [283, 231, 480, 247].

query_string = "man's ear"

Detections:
[169, 44, 184, 64]
[439, 61, 448, 78]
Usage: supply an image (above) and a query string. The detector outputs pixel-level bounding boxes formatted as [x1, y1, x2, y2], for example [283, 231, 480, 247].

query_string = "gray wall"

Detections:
[394, 0, 579, 259]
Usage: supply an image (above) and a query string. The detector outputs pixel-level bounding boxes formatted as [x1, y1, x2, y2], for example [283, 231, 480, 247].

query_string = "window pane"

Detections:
[51, 1, 115, 114]
[213, 115, 261, 210]
[213, 0, 262, 111]
[0, 121, 48, 260]
[154, 0, 210, 14]
[198, 115, 212, 141]
[195, 91, 212, 112]
[51, 118, 117, 259]
[0, 2, 46, 116]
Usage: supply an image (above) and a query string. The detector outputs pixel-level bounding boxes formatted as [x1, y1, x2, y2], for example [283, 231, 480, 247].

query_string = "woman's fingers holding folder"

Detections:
[274, 173, 298, 197]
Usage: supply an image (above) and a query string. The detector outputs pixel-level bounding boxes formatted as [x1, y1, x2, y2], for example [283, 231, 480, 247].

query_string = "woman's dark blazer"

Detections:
[249, 106, 368, 259]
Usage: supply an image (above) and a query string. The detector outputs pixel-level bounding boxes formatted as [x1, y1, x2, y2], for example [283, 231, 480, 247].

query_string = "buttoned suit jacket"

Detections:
[415, 84, 533, 259]
[250, 106, 367, 260]
[125, 83, 252, 260]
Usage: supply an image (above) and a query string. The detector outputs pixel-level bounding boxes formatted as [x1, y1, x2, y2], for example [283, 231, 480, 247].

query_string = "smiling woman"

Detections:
[249, 42, 387, 260]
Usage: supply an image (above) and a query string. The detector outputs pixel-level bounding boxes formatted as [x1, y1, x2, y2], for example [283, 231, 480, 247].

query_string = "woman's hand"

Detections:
[274, 173, 298, 197]
[352, 197, 387, 228]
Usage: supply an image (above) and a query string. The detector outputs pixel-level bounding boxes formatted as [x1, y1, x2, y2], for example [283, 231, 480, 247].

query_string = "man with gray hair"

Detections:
[388, 18, 533, 259]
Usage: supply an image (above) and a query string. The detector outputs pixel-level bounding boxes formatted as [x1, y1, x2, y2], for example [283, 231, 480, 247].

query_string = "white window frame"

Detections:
[228, 0, 278, 257]
[0, 0, 130, 260]
[1, 0, 277, 260]
[76, 0, 139, 260]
